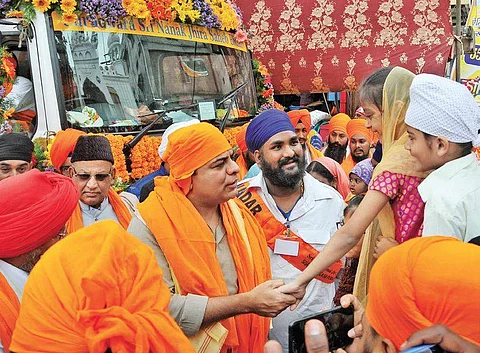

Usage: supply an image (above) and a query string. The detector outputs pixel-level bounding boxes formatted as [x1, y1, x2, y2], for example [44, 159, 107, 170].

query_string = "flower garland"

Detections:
[128, 134, 162, 179]
[252, 58, 284, 113]
[223, 125, 242, 148]
[5, 0, 246, 35]
[105, 134, 129, 181]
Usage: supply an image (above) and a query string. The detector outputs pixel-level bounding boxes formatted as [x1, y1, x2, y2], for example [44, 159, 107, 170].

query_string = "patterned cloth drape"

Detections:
[238, 0, 453, 93]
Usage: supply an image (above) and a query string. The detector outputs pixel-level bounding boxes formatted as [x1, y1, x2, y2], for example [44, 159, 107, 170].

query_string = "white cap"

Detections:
[405, 73, 480, 147]
[158, 119, 200, 159]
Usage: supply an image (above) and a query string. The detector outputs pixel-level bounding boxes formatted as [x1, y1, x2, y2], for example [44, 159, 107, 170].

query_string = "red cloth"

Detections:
[287, 109, 312, 133]
[50, 129, 86, 172]
[0, 169, 79, 258]
[239, 0, 452, 93]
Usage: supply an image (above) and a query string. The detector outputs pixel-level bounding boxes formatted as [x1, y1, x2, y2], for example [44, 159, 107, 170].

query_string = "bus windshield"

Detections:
[54, 28, 256, 133]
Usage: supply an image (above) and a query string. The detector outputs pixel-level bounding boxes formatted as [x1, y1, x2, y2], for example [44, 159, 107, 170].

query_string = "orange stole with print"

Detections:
[66, 188, 132, 233]
[0, 273, 20, 352]
[237, 182, 342, 284]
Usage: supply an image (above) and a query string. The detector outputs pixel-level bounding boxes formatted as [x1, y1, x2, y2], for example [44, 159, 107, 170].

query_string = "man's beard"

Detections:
[324, 142, 347, 164]
[351, 152, 368, 163]
[260, 151, 306, 189]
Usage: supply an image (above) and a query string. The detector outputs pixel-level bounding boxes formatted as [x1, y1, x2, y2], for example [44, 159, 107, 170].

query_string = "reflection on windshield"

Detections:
[55, 30, 256, 133]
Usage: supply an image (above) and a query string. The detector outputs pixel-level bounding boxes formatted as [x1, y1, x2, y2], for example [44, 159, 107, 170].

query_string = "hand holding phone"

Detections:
[289, 305, 354, 353]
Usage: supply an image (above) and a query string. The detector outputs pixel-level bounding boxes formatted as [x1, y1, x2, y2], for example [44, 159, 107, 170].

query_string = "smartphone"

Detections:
[289, 305, 354, 353]
[400, 344, 448, 353]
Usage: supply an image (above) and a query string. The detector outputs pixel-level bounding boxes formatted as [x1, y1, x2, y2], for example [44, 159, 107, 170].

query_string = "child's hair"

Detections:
[344, 194, 365, 217]
[422, 131, 473, 157]
[306, 161, 335, 184]
[359, 67, 395, 110]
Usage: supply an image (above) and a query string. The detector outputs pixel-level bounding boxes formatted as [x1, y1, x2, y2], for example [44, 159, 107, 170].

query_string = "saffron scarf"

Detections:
[139, 177, 271, 353]
[66, 188, 132, 233]
[0, 273, 19, 352]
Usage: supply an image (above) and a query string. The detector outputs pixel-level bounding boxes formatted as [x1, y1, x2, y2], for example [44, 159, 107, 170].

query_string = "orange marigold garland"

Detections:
[128, 135, 162, 180]
[105, 134, 129, 182]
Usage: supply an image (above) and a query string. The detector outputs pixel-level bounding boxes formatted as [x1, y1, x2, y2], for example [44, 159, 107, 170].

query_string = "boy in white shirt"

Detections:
[404, 73, 480, 242]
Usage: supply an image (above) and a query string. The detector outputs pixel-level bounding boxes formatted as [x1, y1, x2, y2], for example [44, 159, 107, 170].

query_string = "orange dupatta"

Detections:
[0, 273, 20, 352]
[307, 142, 324, 160]
[66, 188, 132, 233]
[138, 177, 271, 353]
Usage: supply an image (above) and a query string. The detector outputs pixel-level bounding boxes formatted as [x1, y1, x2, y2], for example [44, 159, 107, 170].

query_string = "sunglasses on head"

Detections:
[72, 167, 112, 182]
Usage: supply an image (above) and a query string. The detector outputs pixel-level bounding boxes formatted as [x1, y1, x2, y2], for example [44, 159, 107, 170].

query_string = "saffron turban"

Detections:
[0, 133, 34, 162]
[367, 236, 480, 350]
[157, 119, 200, 160]
[347, 118, 374, 142]
[10, 220, 196, 353]
[328, 113, 351, 135]
[50, 128, 86, 171]
[235, 122, 249, 153]
[405, 73, 480, 147]
[246, 109, 295, 152]
[314, 157, 350, 200]
[0, 169, 79, 258]
[163, 122, 232, 194]
[287, 109, 312, 133]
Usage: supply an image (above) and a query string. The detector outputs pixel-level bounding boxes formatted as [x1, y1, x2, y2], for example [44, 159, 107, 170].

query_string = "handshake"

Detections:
[244, 279, 298, 318]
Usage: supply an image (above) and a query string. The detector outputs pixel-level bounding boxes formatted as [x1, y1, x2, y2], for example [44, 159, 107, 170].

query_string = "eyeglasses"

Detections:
[72, 167, 113, 182]
[336, 221, 344, 230]
[60, 165, 70, 174]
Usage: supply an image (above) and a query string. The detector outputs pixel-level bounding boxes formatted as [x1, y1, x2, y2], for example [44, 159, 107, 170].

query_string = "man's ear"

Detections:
[254, 150, 261, 164]
[68, 166, 74, 178]
[110, 167, 116, 183]
[381, 337, 398, 353]
[27, 162, 33, 171]
[434, 136, 450, 158]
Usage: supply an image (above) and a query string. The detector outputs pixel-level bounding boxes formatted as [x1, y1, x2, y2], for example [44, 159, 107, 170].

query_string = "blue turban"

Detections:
[245, 109, 295, 152]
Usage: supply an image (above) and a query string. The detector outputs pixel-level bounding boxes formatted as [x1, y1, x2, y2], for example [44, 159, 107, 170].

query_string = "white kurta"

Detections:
[242, 172, 344, 352]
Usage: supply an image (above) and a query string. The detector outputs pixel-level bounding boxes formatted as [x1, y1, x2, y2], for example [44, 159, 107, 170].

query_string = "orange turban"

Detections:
[328, 113, 351, 135]
[235, 123, 249, 153]
[10, 220, 196, 353]
[346, 119, 373, 142]
[0, 169, 79, 258]
[287, 109, 312, 133]
[367, 236, 480, 350]
[50, 128, 86, 172]
[163, 122, 231, 194]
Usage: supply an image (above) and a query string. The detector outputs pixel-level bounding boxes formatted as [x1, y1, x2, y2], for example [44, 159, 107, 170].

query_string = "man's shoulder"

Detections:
[304, 173, 344, 204]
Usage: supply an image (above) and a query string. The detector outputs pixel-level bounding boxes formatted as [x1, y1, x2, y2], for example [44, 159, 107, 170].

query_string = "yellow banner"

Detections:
[52, 12, 247, 52]
[459, 3, 480, 103]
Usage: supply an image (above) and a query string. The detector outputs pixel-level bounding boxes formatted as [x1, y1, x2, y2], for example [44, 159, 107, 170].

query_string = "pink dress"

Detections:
[369, 171, 425, 243]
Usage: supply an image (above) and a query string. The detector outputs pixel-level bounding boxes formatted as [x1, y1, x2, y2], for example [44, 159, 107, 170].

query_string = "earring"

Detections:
[189, 183, 193, 191]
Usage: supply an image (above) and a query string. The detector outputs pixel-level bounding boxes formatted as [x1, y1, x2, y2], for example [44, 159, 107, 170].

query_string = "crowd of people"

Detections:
[0, 67, 479, 353]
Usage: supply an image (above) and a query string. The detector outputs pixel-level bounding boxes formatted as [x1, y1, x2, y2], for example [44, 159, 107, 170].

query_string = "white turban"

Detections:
[158, 119, 200, 159]
[405, 73, 480, 147]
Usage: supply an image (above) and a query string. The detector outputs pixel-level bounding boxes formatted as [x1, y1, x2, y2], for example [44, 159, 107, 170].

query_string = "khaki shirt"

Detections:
[127, 216, 238, 336]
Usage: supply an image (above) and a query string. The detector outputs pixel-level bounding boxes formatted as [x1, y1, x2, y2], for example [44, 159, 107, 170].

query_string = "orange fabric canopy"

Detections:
[50, 129, 86, 172]
[163, 122, 232, 194]
[367, 236, 480, 350]
[10, 220, 195, 353]
[288, 109, 312, 133]
[346, 118, 373, 142]
[328, 113, 351, 135]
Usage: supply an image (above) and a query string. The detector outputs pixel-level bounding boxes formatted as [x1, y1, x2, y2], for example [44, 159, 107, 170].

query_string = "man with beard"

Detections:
[287, 109, 324, 164]
[342, 118, 374, 174]
[238, 109, 344, 352]
[323, 113, 351, 164]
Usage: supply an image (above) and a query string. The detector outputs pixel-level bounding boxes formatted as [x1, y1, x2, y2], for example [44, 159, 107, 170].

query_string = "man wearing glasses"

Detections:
[66, 135, 133, 233]
[0, 133, 34, 182]
[0, 169, 79, 352]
